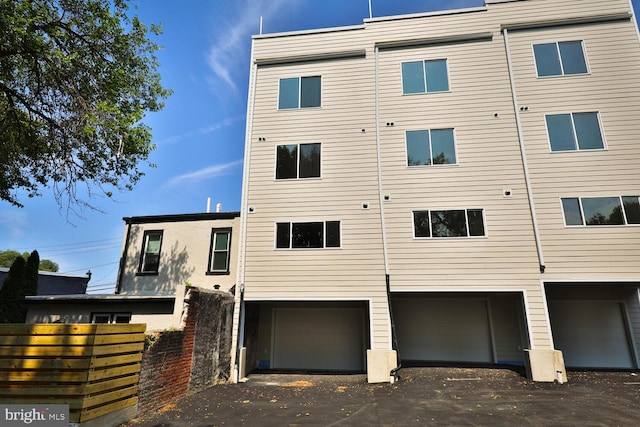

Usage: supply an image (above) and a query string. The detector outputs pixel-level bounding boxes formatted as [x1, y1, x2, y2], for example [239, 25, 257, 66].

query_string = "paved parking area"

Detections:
[124, 367, 640, 426]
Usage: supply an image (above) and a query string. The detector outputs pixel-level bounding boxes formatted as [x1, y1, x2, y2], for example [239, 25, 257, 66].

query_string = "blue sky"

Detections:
[1, 0, 638, 293]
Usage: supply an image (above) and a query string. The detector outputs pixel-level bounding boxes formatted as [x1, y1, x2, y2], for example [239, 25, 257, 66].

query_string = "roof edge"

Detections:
[123, 211, 241, 224]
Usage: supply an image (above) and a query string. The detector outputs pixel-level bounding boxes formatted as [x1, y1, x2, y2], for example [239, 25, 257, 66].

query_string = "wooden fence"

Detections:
[0, 323, 145, 424]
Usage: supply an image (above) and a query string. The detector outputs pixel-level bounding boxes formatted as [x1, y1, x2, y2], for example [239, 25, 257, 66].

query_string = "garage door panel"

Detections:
[549, 301, 635, 369]
[393, 299, 493, 363]
[272, 308, 365, 371]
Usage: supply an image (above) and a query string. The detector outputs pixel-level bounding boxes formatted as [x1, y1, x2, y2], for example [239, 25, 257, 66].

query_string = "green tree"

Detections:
[0, 250, 59, 271]
[0, 0, 171, 211]
[0, 255, 27, 323]
[24, 250, 40, 296]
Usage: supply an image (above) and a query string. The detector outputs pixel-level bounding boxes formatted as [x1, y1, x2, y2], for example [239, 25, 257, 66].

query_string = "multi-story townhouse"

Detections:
[234, 0, 640, 383]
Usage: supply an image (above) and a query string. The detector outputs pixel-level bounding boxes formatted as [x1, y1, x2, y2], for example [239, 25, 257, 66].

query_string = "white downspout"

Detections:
[234, 38, 258, 382]
[374, 46, 390, 279]
[503, 28, 546, 273]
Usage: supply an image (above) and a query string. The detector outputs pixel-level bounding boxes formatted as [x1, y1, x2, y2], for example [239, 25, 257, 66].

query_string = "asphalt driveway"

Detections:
[124, 367, 640, 426]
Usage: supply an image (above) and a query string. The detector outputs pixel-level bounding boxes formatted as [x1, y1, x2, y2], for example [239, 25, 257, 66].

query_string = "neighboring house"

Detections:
[26, 211, 241, 331]
[232, 0, 640, 383]
[0, 268, 90, 295]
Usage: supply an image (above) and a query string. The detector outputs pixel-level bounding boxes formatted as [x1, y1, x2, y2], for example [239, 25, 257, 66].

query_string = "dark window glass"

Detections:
[276, 145, 298, 179]
[467, 209, 485, 236]
[534, 43, 562, 77]
[623, 196, 640, 224]
[140, 231, 162, 273]
[573, 113, 604, 150]
[279, 78, 299, 109]
[425, 59, 449, 92]
[300, 76, 321, 108]
[558, 41, 588, 75]
[430, 129, 456, 165]
[292, 222, 323, 248]
[431, 210, 467, 237]
[546, 114, 576, 151]
[326, 221, 341, 247]
[582, 197, 624, 225]
[210, 231, 230, 272]
[299, 143, 321, 178]
[413, 211, 431, 237]
[561, 198, 583, 225]
[402, 61, 425, 94]
[406, 131, 430, 166]
[276, 223, 291, 248]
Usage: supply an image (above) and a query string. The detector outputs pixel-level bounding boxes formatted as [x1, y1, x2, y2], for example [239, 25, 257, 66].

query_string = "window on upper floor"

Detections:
[562, 196, 640, 226]
[208, 228, 232, 275]
[533, 41, 588, 77]
[546, 112, 604, 152]
[276, 221, 341, 249]
[402, 59, 449, 94]
[406, 129, 457, 166]
[138, 230, 162, 274]
[413, 209, 486, 238]
[276, 143, 321, 179]
[278, 76, 321, 109]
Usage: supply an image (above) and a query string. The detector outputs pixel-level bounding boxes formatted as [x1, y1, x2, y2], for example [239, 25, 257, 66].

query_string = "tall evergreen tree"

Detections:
[24, 250, 40, 297]
[0, 255, 27, 323]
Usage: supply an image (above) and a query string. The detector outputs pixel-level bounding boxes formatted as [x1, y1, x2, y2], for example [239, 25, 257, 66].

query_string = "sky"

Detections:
[1, 0, 639, 293]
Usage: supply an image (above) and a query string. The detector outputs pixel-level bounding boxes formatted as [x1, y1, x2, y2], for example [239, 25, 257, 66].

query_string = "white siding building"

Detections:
[234, 0, 640, 382]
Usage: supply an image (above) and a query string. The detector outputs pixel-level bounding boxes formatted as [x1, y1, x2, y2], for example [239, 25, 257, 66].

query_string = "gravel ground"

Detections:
[124, 367, 640, 426]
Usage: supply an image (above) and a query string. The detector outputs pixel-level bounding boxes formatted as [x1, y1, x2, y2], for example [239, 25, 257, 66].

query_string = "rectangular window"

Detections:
[278, 76, 321, 109]
[276, 221, 341, 249]
[92, 313, 131, 324]
[276, 143, 321, 179]
[561, 196, 640, 226]
[139, 230, 162, 274]
[406, 129, 456, 166]
[546, 112, 604, 151]
[413, 209, 485, 238]
[533, 41, 588, 77]
[208, 228, 231, 274]
[402, 59, 449, 94]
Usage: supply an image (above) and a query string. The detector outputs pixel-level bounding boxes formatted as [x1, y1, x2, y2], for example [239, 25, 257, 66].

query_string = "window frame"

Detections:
[275, 221, 341, 249]
[545, 111, 605, 152]
[532, 40, 589, 78]
[560, 196, 640, 227]
[137, 230, 163, 275]
[412, 209, 487, 239]
[277, 76, 322, 110]
[207, 228, 232, 275]
[91, 312, 132, 324]
[275, 143, 322, 180]
[401, 58, 450, 95]
[405, 128, 458, 167]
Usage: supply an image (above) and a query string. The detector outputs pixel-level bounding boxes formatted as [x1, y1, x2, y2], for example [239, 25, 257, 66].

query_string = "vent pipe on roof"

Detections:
[207, 197, 211, 213]
[216, 203, 222, 213]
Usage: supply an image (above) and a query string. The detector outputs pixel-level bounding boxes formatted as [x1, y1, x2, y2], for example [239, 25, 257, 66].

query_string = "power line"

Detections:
[60, 261, 119, 274]
[7, 237, 121, 251]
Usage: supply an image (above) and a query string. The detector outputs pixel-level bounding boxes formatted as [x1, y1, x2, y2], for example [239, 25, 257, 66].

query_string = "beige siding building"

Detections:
[234, 0, 640, 382]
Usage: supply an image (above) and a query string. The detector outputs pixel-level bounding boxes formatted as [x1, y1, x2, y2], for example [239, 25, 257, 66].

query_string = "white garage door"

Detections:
[548, 301, 635, 369]
[392, 298, 493, 363]
[272, 308, 365, 371]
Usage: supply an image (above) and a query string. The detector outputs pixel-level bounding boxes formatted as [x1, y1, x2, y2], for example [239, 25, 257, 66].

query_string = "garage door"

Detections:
[272, 308, 365, 371]
[548, 301, 635, 369]
[392, 298, 493, 363]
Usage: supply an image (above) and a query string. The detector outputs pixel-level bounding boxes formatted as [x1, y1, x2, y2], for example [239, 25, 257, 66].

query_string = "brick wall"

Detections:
[137, 287, 234, 415]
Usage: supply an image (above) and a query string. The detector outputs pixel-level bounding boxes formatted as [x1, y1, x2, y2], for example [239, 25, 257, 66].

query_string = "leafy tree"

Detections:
[0, 255, 27, 323]
[0, 0, 171, 211]
[0, 249, 59, 271]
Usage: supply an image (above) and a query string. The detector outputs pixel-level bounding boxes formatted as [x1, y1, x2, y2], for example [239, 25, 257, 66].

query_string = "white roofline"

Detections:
[253, 24, 365, 40]
[0, 267, 90, 279]
[364, 6, 488, 24]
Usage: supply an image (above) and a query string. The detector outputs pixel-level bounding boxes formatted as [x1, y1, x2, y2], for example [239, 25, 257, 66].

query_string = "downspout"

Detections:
[115, 217, 132, 294]
[502, 28, 546, 273]
[374, 45, 400, 380]
[235, 38, 258, 381]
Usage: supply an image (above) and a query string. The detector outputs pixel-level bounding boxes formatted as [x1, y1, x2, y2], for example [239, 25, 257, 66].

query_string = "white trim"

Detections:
[521, 290, 536, 350]
[531, 40, 590, 78]
[400, 58, 451, 95]
[273, 142, 322, 181]
[560, 195, 640, 227]
[374, 46, 390, 278]
[364, 6, 487, 24]
[629, 0, 640, 47]
[539, 281, 555, 350]
[411, 208, 488, 239]
[544, 111, 606, 153]
[404, 128, 459, 167]
[253, 24, 365, 40]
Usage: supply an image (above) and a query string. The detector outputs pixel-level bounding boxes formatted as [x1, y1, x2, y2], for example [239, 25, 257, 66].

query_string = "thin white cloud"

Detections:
[206, 0, 294, 92]
[155, 116, 243, 145]
[0, 211, 28, 242]
[162, 159, 244, 189]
